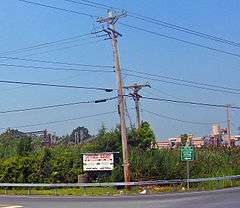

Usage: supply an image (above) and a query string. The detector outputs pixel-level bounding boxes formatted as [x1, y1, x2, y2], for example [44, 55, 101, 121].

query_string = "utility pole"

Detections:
[43, 129, 50, 148]
[97, 10, 130, 184]
[25, 129, 50, 147]
[124, 83, 151, 129]
[226, 104, 231, 145]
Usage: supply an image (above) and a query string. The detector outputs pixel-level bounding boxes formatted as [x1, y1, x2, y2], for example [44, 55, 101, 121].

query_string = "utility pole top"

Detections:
[125, 83, 151, 129]
[97, 10, 127, 40]
[124, 83, 151, 92]
[97, 10, 127, 24]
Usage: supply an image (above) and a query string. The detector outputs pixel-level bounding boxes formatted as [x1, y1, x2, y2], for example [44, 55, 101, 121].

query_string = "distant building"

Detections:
[169, 137, 181, 147]
[192, 137, 205, 148]
[223, 135, 240, 147]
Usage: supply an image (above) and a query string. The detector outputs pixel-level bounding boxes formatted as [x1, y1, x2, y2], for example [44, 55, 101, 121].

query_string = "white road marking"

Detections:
[1, 206, 23, 208]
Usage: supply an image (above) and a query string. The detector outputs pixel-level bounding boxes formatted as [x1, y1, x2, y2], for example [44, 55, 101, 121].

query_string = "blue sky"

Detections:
[0, 0, 240, 139]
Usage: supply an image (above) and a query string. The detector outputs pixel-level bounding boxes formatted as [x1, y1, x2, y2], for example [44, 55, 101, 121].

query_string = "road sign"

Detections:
[83, 152, 114, 171]
[181, 146, 195, 161]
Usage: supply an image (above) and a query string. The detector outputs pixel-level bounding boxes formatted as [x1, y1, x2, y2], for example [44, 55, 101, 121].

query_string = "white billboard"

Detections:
[83, 152, 114, 171]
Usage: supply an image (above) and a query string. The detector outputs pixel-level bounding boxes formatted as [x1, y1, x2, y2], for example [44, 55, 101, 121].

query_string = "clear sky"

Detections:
[0, 0, 240, 139]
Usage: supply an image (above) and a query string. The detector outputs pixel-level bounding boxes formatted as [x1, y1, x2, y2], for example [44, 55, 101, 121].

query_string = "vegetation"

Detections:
[0, 122, 239, 186]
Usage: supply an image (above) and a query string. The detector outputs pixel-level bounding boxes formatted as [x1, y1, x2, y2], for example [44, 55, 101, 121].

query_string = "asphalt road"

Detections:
[0, 188, 239, 208]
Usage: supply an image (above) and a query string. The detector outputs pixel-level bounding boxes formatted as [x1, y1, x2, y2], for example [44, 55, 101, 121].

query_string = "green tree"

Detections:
[128, 121, 156, 150]
[94, 126, 121, 152]
[16, 137, 33, 156]
[70, 126, 91, 144]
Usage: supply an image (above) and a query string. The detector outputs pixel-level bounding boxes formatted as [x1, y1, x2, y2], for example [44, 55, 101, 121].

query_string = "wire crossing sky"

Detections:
[0, 0, 239, 138]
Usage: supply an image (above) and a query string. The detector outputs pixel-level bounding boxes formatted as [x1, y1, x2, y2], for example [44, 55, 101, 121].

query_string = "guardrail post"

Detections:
[54, 187, 57, 195]
[172, 184, 177, 192]
[4, 188, 7, 195]
[83, 186, 86, 195]
[27, 188, 31, 195]
[217, 180, 220, 189]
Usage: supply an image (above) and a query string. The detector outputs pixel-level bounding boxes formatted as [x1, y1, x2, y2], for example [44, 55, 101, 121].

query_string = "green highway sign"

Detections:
[181, 146, 195, 161]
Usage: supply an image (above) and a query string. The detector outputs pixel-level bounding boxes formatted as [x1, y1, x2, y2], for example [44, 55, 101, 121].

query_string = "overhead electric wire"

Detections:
[0, 55, 238, 95]
[19, 37, 106, 57]
[122, 72, 240, 95]
[23, 0, 240, 55]
[0, 73, 85, 93]
[77, 0, 121, 10]
[142, 109, 225, 125]
[0, 80, 114, 92]
[0, 58, 239, 95]
[145, 87, 184, 101]
[3, 36, 97, 56]
[0, 96, 117, 114]
[0, 63, 113, 74]
[127, 14, 240, 48]
[18, 0, 95, 18]
[120, 23, 240, 59]
[123, 68, 240, 93]
[0, 33, 93, 55]
[0, 55, 114, 69]
[2, 56, 238, 94]
[20, 0, 240, 58]
[142, 89, 217, 111]
[0, 111, 116, 130]
[141, 96, 240, 110]
[64, 0, 108, 10]
[75, 0, 240, 48]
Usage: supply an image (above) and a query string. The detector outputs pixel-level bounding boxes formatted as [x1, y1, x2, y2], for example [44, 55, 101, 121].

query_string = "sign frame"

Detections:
[82, 152, 117, 172]
[181, 146, 195, 161]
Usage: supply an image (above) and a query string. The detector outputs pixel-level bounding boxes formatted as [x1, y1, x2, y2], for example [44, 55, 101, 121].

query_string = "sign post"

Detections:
[181, 146, 195, 190]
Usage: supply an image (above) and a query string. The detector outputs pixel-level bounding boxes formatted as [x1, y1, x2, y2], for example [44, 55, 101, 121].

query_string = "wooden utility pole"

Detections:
[97, 10, 130, 184]
[43, 129, 51, 148]
[26, 129, 50, 147]
[124, 83, 151, 129]
[226, 104, 231, 145]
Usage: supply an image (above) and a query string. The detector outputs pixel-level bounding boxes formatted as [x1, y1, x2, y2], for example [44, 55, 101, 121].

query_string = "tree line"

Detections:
[0, 122, 239, 183]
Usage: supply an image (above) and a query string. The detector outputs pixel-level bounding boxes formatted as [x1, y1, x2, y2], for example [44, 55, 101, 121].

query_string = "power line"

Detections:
[0, 58, 238, 95]
[5, 36, 97, 56]
[19, 37, 106, 57]
[128, 14, 240, 48]
[146, 87, 184, 101]
[17, 1, 240, 75]
[141, 96, 240, 110]
[18, 0, 95, 18]
[0, 33, 93, 55]
[0, 63, 113, 74]
[0, 55, 113, 69]
[0, 97, 117, 114]
[1, 58, 238, 95]
[77, 0, 112, 10]
[142, 109, 225, 125]
[64, 0, 108, 10]
[0, 111, 116, 130]
[22, 0, 240, 56]
[122, 72, 240, 95]
[76, 0, 240, 48]
[0, 55, 238, 95]
[0, 73, 84, 93]
[120, 23, 240, 59]
[142, 89, 218, 111]
[0, 80, 114, 92]
[123, 68, 240, 93]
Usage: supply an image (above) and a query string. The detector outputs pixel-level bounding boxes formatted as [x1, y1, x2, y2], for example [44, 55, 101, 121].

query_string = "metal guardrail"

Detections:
[0, 175, 239, 188]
